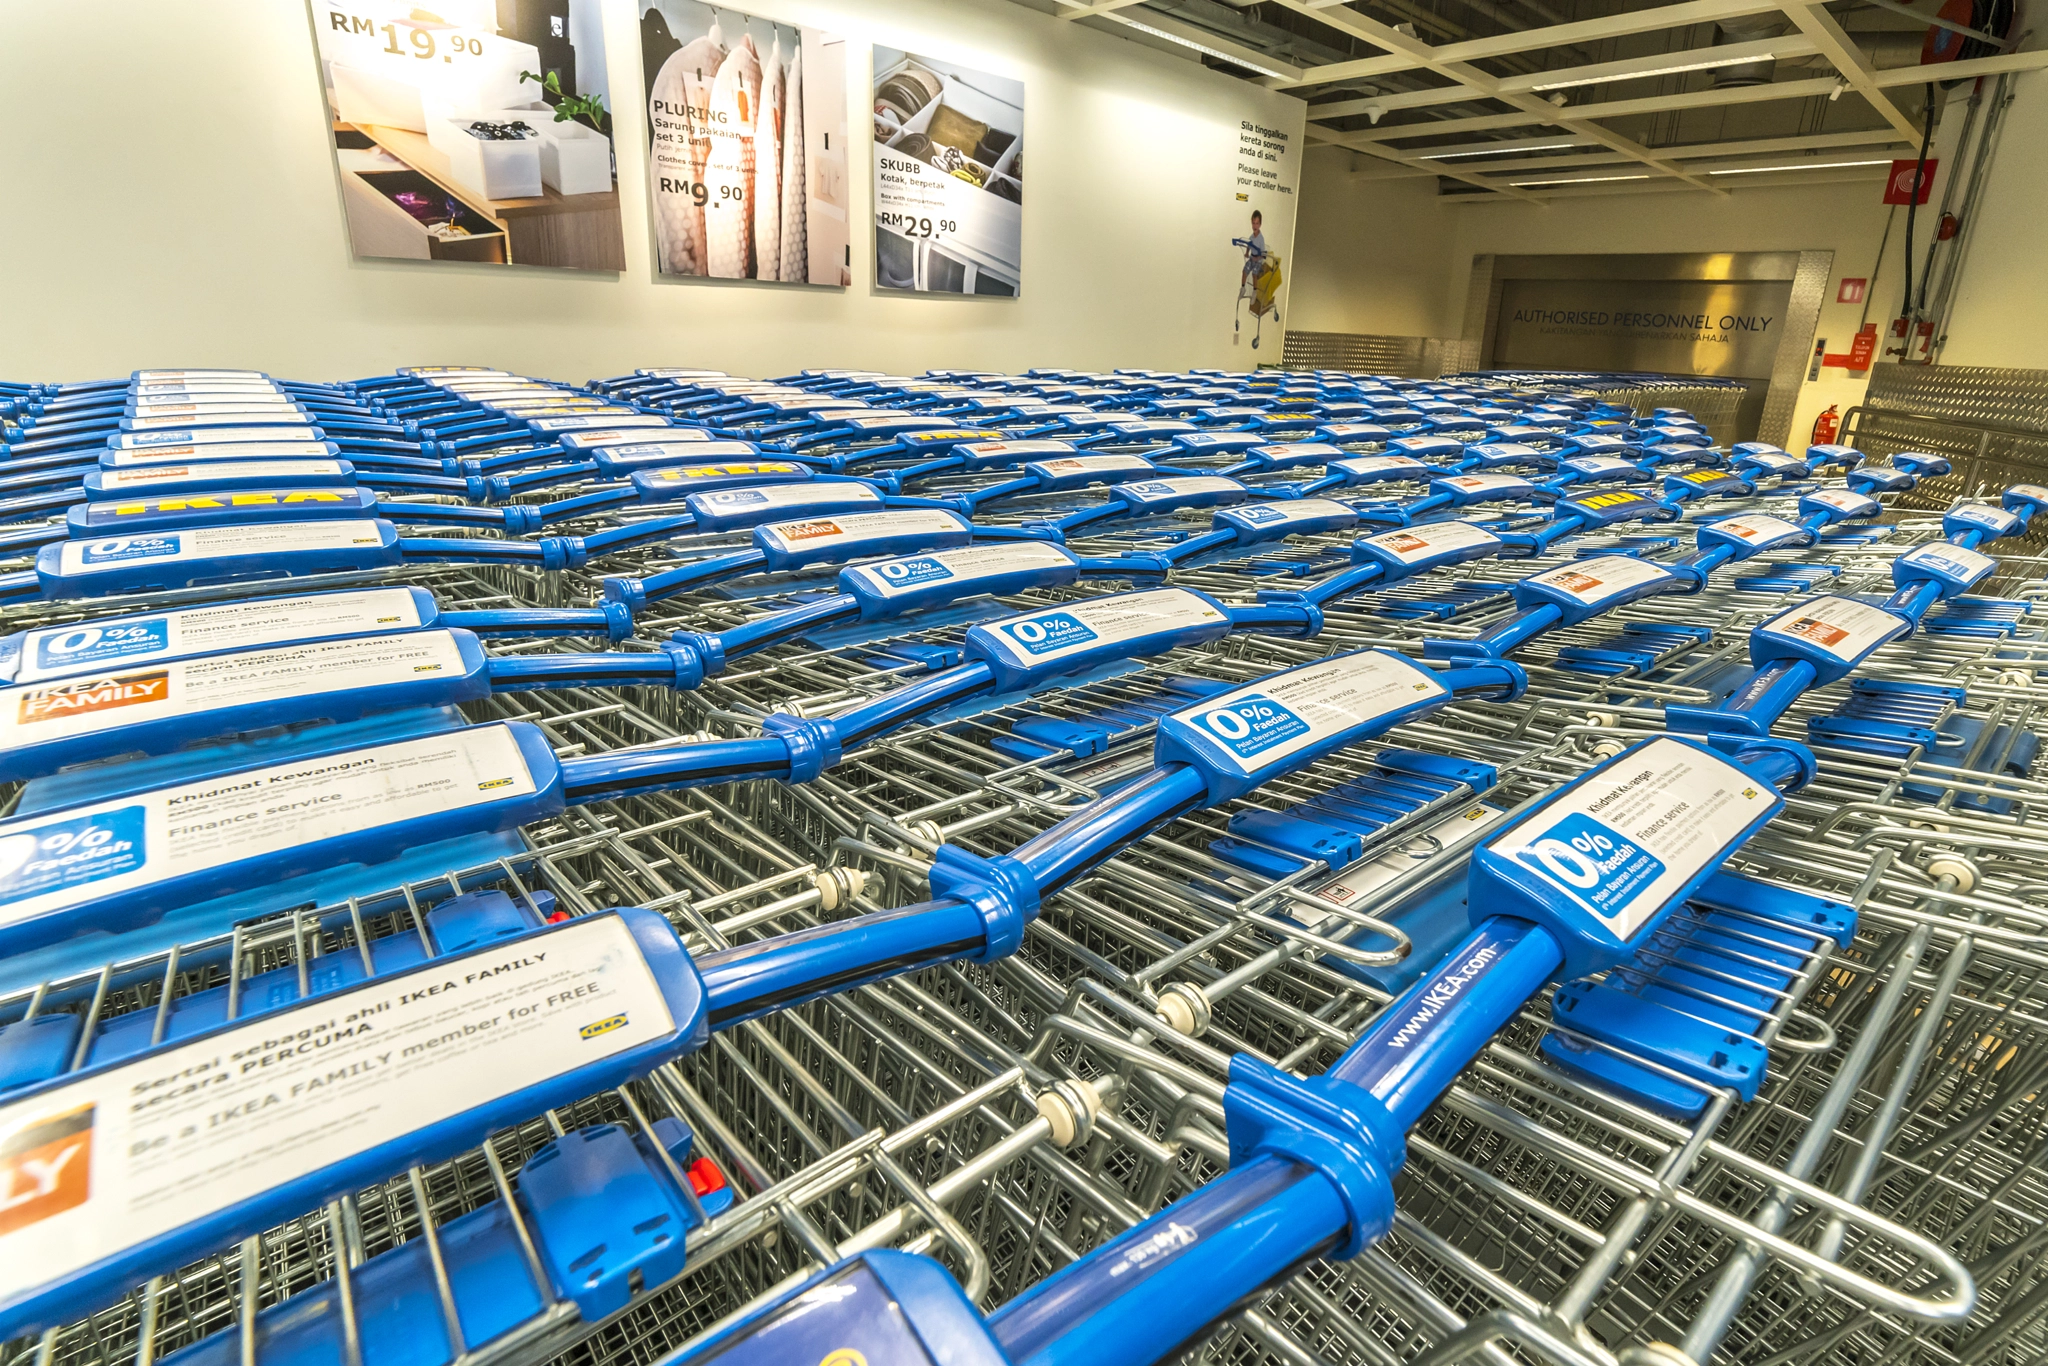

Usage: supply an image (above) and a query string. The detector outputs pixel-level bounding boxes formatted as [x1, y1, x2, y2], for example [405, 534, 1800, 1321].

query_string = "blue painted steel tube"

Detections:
[695, 896, 991, 1027]
[989, 1154, 1346, 1366]
[484, 653, 690, 692]
[1326, 917, 1565, 1128]
[1297, 561, 1385, 606]
[1009, 766, 1211, 896]
[988, 918, 1562, 1366]
[627, 548, 772, 604]
[557, 737, 802, 802]
[1447, 602, 1564, 659]
[1718, 659, 1819, 732]
[530, 485, 639, 521]
[568, 514, 699, 558]
[439, 605, 633, 640]
[1885, 578, 1944, 623]
[693, 594, 863, 664]
[1726, 742, 1810, 791]
[824, 661, 1000, 748]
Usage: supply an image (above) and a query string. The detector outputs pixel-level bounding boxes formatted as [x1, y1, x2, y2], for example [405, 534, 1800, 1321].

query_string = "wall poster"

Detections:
[872, 49, 1023, 297]
[310, 1, 626, 270]
[640, 3, 851, 285]
[1230, 118, 1296, 352]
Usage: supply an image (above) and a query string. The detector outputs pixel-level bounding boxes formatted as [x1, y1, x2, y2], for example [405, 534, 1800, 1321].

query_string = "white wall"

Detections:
[1291, 149, 1908, 445]
[0, 0, 1302, 382]
[1935, 70, 2048, 370]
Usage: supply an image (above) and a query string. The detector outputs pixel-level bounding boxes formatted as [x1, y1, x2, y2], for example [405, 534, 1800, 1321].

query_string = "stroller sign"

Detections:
[1232, 209, 1282, 348]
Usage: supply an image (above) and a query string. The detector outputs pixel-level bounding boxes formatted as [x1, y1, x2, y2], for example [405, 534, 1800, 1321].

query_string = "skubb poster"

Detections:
[640, 1, 850, 285]
[873, 48, 1022, 297]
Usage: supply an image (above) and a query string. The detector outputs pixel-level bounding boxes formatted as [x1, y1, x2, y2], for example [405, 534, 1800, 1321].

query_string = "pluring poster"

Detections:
[308, 0, 627, 270]
[640, 2, 850, 285]
[872, 49, 1022, 297]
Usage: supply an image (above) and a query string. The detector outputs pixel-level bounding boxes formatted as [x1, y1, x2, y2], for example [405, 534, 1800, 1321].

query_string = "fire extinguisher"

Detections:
[1812, 404, 1840, 445]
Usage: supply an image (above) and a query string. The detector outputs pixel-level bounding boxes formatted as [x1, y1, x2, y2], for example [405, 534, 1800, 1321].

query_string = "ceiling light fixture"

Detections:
[1419, 141, 1582, 158]
[1110, 18, 1298, 81]
[1508, 173, 1651, 186]
[1527, 52, 1776, 92]
[1710, 158, 1894, 174]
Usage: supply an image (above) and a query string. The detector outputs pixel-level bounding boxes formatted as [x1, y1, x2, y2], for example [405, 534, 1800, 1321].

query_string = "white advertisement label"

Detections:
[98, 462, 348, 489]
[1227, 497, 1354, 530]
[134, 370, 266, 382]
[57, 522, 385, 577]
[525, 415, 667, 434]
[1255, 442, 1340, 459]
[1806, 489, 1876, 514]
[112, 428, 321, 449]
[1025, 454, 1154, 477]
[846, 541, 1072, 599]
[1898, 542, 1995, 581]
[14, 589, 427, 685]
[1119, 477, 1244, 504]
[755, 508, 966, 555]
[960, 441, 1074, 459]
[1756, 596, 1909, 664]
[561, 429, 709, 451]
[693, 483, 884, 513]
[122, 410, 302, 430]
[1523, 555, 1674, 607]
[982, 588, 1220, 665]
[1331, 456, 1429, 478]
[0, 726, 539, 928]
[1487, 737, 1774, 938]
[1361, 520, 1501, 566]
[1439, 473, 1533, 497]
[839, 415, 949, 431]
[1565, 456, 1638, 476]
[128, 402, 301, 420]
[1711, 515, 1804, 545]
[107, 444, 335, 468]
[0, 632, 469, 747]
[1172, 651, 1446, 777]
[0, 914, 672, 1299]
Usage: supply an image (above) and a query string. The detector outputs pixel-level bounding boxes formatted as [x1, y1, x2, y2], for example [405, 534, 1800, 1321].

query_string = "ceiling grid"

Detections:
[1031, 0, 2043, 199]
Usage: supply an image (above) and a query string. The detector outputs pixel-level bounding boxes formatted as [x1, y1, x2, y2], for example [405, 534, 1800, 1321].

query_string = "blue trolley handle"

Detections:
[693, 652, 1523, 1030]
[983, 732, 1800, 1366]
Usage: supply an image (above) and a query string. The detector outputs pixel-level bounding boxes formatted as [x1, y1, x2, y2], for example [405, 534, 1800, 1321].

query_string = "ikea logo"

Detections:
[109, 492, 345, 515]
[1578, 491, 1639, 509]
[904, 430, 1000, 443]
[657, 463, 799, 480]
[579, 1014, 628, 1039]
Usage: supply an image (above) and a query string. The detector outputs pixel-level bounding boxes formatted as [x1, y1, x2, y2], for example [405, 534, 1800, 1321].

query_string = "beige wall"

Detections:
[1936, 70, 2048, 370]
[0, 0, 1303, 383]
[1290, 167, 1458, 340]
[1291, 147, 1910, 447]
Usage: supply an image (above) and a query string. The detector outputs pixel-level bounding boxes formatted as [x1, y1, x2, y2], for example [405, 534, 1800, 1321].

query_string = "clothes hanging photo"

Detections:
[640, 1, 850, 286]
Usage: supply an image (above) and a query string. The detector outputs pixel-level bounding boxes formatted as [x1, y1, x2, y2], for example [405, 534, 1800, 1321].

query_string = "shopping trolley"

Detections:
[1231, 239, 1283, 351]
[0, 370, 2037, 1366]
